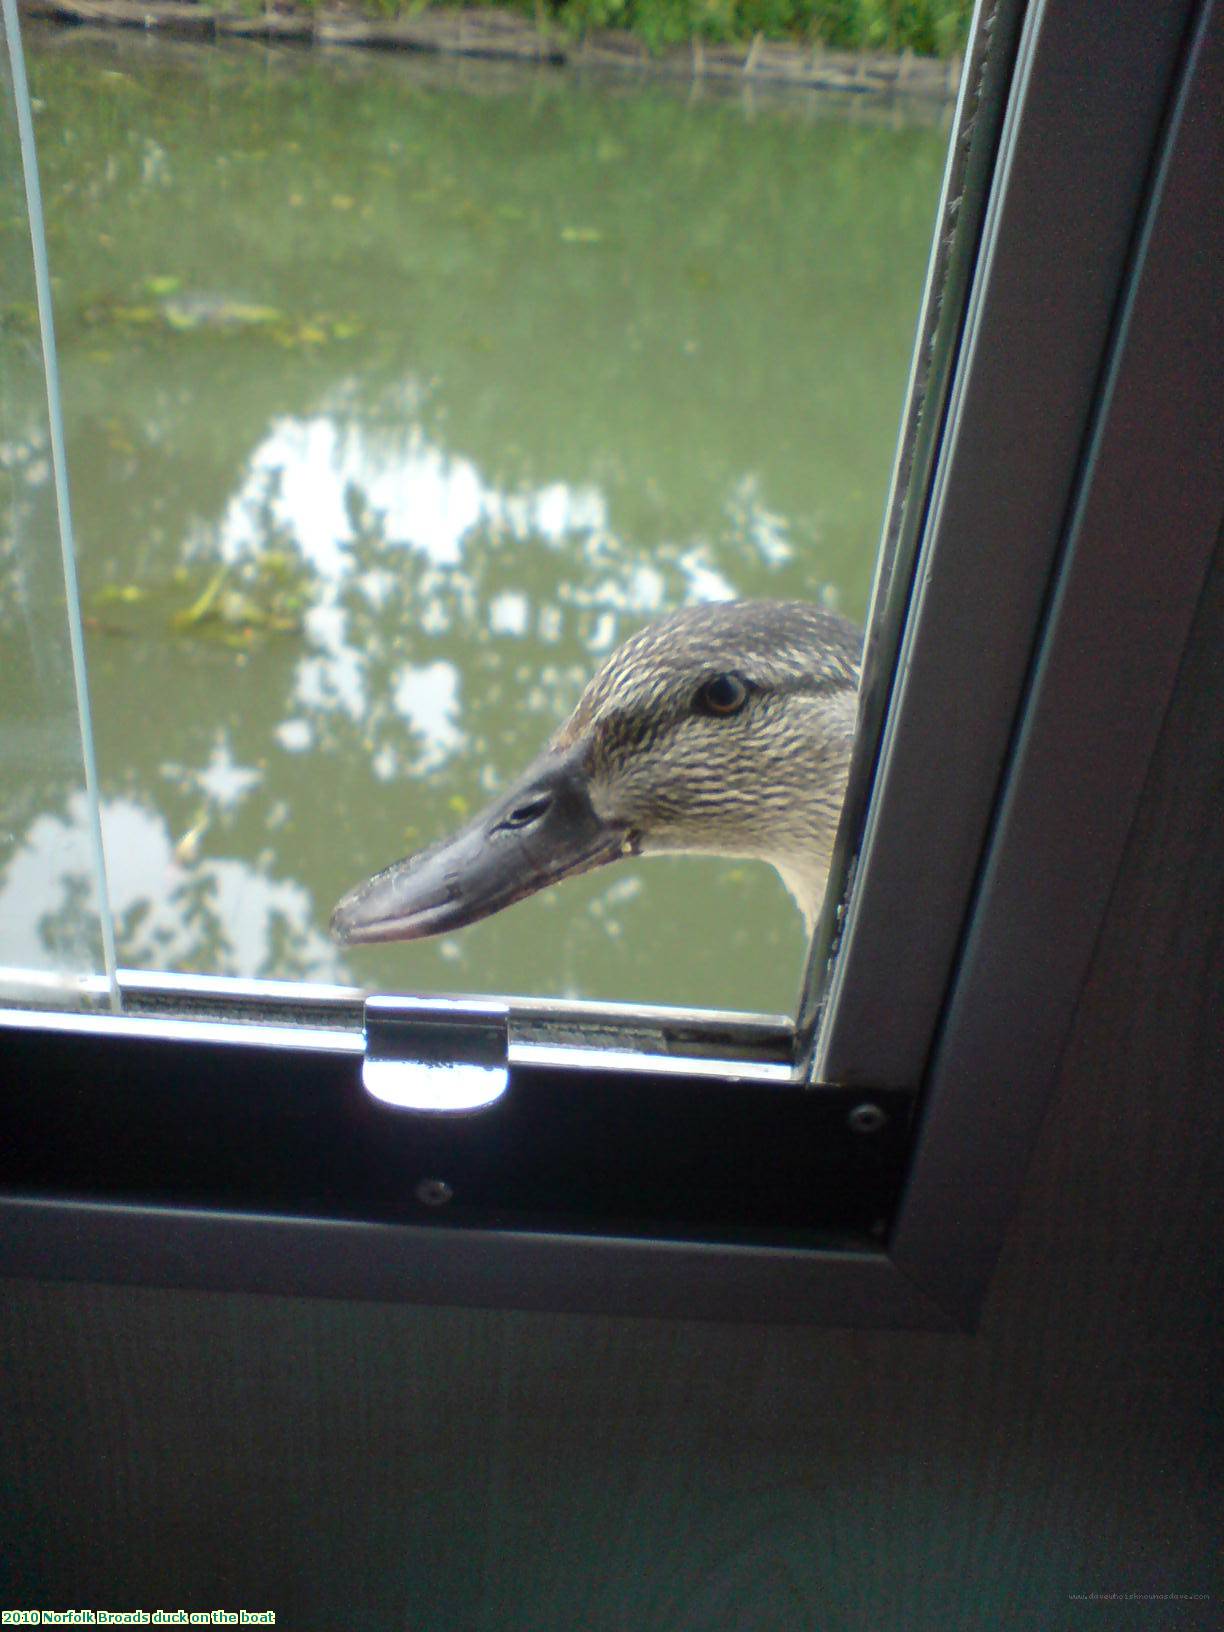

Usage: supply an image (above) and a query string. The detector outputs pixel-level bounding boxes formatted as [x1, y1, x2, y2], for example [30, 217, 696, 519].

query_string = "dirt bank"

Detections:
[20, 0, 962, 99]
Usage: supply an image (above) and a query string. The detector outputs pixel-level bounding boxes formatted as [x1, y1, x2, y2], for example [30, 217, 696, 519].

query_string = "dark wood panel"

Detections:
[2, 546, 1221, 1630]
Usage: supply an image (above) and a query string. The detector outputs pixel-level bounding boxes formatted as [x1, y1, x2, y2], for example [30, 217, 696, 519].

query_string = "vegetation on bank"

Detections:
[249, 0, 974, 58]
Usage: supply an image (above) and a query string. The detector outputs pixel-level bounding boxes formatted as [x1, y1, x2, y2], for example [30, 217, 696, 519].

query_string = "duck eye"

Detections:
[500, 792, 553, 830]
[696, 673, 749, 717]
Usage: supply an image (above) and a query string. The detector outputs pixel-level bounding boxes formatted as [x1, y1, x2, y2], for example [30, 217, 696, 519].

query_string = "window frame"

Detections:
[1, 0, 1220, 1329]
[804, 0, 1213, 1089]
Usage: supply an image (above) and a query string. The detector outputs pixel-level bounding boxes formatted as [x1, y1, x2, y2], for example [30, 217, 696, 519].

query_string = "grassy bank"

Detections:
[258, 0, 973, 58]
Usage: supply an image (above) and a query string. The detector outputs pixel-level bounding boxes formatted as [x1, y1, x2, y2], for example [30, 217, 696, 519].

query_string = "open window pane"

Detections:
[0, 2, 115, 1011]
[8, 18, 963, 1016]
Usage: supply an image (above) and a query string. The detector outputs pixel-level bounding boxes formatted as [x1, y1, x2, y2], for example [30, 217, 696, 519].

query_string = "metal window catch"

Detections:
[362, 995, 509, 1114]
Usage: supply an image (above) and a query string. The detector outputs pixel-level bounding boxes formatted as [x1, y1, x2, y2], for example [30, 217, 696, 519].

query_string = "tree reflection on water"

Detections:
[0, 27, 947, 1011]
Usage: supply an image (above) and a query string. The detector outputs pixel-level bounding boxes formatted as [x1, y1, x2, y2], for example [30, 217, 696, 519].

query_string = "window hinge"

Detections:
[362, 995, 509, 1114]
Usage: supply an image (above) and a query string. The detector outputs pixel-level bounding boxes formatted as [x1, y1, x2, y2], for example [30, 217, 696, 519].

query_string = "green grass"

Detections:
[259, 0, 974, 57]
[535, 0, 974, 55]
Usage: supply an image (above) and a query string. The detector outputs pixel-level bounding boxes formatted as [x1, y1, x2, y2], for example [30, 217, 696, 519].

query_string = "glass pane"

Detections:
[13, 17, 960, 1016]
[0, 1, 115, 1010]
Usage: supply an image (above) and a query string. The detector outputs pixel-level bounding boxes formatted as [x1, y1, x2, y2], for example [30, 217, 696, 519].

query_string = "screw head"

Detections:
[847, 1102, 888, 1135]
[414, 1177, 454, 1207]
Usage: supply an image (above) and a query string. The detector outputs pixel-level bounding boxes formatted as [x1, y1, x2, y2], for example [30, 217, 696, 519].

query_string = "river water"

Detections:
[1, 23, 948, 1014]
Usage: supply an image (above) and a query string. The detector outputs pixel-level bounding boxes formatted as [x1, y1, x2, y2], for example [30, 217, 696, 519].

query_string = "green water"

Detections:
[0, 24, 948, 1013]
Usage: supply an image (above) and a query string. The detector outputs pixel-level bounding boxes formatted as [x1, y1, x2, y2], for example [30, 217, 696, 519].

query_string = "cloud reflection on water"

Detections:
[215, 410, 611, 576]
[0, 793, 343, 982]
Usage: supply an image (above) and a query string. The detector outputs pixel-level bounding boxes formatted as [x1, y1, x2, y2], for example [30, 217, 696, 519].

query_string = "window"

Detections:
[2, 0, 1220, 1327]
[3, 17, 957, 1019]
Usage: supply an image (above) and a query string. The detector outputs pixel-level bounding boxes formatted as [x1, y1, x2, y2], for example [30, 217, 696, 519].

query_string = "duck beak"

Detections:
[330, 746, 634, 947]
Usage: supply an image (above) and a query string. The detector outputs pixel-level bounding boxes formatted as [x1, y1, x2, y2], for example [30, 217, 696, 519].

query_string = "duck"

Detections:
[330, 599, 862, 948]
